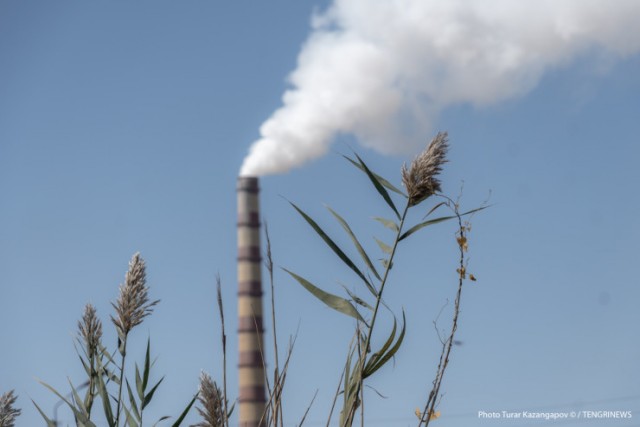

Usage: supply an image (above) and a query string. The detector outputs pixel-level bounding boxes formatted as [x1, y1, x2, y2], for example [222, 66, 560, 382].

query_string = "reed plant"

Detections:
[4, 132, 483, 427]
[31, 252, 197, 427]
[0, 390, 21, 427]
[284, 132, 485, 426]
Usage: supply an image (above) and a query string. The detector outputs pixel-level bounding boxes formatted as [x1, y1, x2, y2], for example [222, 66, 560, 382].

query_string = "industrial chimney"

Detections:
[237, 176, 266, 427]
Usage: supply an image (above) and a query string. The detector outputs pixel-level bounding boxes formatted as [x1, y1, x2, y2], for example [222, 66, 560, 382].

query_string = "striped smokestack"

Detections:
[237, 176, 266, 427]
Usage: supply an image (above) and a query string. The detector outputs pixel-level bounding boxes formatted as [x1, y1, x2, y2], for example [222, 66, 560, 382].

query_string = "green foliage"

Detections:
[286, 134, 484, 426]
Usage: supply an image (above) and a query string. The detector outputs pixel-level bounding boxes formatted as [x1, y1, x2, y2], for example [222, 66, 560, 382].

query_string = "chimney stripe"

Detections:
[238, 246, 262, 262]
[238, 280, 263, 296]
[238, 316, 264, 332]
[239, 385, 267, 402]
[238, 350, 265, 367]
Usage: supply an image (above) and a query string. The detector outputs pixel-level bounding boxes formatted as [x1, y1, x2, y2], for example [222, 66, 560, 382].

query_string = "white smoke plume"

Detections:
[240, 0, 640, 176]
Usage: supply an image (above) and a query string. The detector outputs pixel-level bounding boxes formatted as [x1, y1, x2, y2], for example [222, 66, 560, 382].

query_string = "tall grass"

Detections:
[283, 132, 485, 426]
[3, 131, 484, 427]
[31, 253, 197, 427]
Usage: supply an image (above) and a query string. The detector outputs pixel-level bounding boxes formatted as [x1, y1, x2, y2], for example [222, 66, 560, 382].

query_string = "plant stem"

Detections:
[418, 200, 466, 426]
[115, 338, 128, 427]
[344, 202, 410, 426]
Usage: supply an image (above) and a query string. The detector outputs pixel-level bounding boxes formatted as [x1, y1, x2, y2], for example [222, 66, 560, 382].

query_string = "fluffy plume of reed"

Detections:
[78, 303, 102, 356]
[193, 371, 225, 427]
[402, 132, 449, 206]
[0, 390, 20, 427]
[111, 252, 159, 339]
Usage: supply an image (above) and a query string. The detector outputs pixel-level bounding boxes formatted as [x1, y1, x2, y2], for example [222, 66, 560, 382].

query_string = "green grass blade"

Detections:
[354, 153, 400, 219]
[423, 201, 447, 219]
[400, 206, 488, 241]
[365, 311, 406, 377]
[326, 205, 381, 283]
[135, 363, 144, 401]
[142, 377, 165, 410]
[126, 379, 141, 422]
[170, 393, 198, 427]
[67, 378, 89, 418]
[152, 416, 171, 427]
[290, 201, 373, 290]
[364, 317, 397, 378]
[343, 154, 407, 197]
[284, 269, 365, 323]
[31, 399, 57, 427]
[399, 215, 456, 241]
[96, 357, 116, 427]
[143, 337, 151, 392]
[38, 380, 97, 427]
[123, 406, 139, 427]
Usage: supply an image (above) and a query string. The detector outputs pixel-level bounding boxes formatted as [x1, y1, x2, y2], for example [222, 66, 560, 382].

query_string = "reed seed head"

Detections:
[402, 132, 449, 206]
[111, 253, 159, 339]
[193, 371, 225, 427]
[0, 390, 21, 427]
[78, 303, 102, 356]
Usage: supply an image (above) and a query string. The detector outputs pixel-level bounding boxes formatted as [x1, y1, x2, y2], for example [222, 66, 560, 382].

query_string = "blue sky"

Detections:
[1, 1, 639, 426]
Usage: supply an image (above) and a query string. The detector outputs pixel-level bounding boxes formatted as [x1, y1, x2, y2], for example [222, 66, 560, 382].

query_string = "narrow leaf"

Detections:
[142, 377, 165, 410]
[341, 284, 374, 311]
[170, 393, 198, 427]
[143, 337, 151, 392]
[423, 201, 447, 219]
[374, 237, 393, 255]
[364, 318, 397, 378]
[365, 311, 406, 377]
[31, 399, 57, 427]
[326, 205, 381, 283]
[343, 155, 407, 196]
[400, 206, 488, 241]
[135, 363, 144, 401]
[95, 358, 116, 427]
[123, 406, 139, 427]
[68, 378, 88, 417]
[373, 217, 399, 232]
[284, 269, 364, 322]
[290, 201, 373, 290]
[399, 215, 455, 241]
[126, 379, 141, 422]
[354, 153, 400, 219]
[152, 416, 171, 427]
[38, 380, 97, 427]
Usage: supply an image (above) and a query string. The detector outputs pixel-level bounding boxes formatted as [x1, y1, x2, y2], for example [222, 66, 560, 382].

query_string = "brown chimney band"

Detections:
[237, 212, 260, 227]
[238, 350, 264, 367]
[238, 246, 262, 262]
[238, 315, 264, 332]
[238, 280, 263, 296]
[239, 385, 267, 403]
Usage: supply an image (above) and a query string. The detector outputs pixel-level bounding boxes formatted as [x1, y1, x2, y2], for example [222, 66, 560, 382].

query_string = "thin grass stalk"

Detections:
[297, 390, 318, 427]
[326, 361, 347, 427]
[115, 340, 128, 426]
[418, 198, 466, 426]
[215, 275, 229, 427]
[264, 223, 283, 427]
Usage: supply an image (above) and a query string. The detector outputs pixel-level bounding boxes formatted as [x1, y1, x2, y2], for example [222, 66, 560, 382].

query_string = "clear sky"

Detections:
[1, 1, 639, 426]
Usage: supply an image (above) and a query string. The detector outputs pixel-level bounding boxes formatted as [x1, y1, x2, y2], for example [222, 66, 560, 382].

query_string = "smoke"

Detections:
[240, 0, 640, 176]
